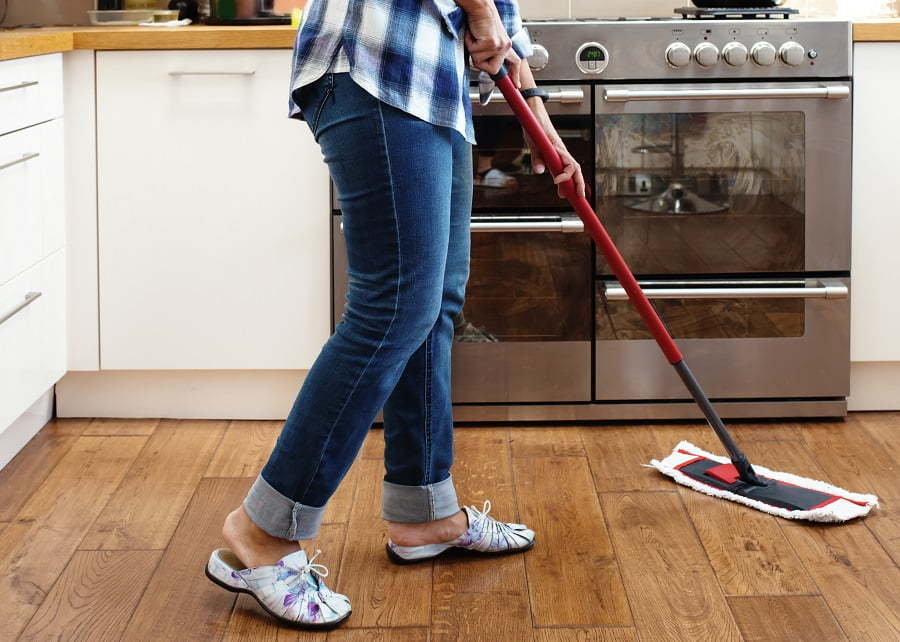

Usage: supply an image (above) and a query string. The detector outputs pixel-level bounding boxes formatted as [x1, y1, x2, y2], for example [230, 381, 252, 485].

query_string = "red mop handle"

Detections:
[491, 68, 683, 364]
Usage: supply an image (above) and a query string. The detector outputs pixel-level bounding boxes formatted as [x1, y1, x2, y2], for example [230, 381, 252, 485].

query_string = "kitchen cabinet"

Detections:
[0, 119, 65, 287]
[0, 250, 67, 434]
[851, 42, 900, 363]
[0, 53, 63, 136]
[849, 42, 900, 410]
[96, 50, 330, 370]
[0, 53, 66, 441]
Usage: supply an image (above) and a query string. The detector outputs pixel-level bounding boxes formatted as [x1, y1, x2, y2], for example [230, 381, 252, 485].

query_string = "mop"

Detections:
[487, 64, 878, 522]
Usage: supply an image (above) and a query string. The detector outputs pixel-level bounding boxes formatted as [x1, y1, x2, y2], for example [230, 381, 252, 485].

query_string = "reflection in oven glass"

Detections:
[454, 232, 592, 342]
[596, 294, 805, 341]
[597, 112, 806, 275]
[473, 116, 592, 212]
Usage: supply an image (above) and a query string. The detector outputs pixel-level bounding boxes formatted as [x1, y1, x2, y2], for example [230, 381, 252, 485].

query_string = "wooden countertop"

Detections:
[2, 19, 899, 63]
[0, 25, 297, 62]
[853, 18, 900, 42]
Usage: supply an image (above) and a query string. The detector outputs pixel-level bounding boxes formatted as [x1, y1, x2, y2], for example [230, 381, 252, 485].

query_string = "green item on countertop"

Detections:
[216, 0, 236, 20]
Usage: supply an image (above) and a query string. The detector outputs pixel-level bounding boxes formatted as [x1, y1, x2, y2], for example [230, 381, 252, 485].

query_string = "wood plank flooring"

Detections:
[1, 414, 898, 641]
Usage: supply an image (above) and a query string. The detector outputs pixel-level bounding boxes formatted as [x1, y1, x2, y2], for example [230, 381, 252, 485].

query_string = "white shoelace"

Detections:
[465, 499, 526, 543]
[286, 548, 329, 579]
[467, 499, 494, 527]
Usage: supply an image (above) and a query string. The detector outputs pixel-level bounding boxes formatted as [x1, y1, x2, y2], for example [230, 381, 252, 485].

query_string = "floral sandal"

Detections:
[205, 547, 351, 629]
[386, 500, 536, 564]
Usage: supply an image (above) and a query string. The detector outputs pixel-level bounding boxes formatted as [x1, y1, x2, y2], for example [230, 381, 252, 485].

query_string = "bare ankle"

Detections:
[222, 505, 301, 567]
[387, 509, 469, 546]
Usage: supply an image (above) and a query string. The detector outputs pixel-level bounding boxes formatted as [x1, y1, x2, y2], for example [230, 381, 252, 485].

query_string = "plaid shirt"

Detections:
[288, 0, 532, 144]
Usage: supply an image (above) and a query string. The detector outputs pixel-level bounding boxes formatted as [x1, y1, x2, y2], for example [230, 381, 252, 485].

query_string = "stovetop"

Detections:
[677, 7, 800, 20]
[527, 10, 800, 23]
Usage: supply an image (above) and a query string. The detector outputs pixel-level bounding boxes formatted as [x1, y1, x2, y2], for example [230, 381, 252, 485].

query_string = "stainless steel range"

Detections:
[331, 15, 854, 421]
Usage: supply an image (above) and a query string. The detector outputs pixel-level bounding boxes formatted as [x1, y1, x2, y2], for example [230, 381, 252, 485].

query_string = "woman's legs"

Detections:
[227, 72, 466, 563]
[380, 127, 473, 545]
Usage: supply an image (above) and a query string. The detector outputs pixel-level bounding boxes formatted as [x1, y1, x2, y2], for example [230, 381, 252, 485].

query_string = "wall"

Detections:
[4, 1, 897, 26]
[2, 0, 168, 26]
[519, 0, 899, 19]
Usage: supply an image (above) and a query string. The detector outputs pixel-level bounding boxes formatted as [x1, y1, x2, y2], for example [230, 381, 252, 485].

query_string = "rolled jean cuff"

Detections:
[243, 473, 326, 541]
[381, 473, 460, 523]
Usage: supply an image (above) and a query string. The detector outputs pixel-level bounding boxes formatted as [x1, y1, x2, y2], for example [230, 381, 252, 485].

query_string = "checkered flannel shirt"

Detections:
[288, 0, 533, 144]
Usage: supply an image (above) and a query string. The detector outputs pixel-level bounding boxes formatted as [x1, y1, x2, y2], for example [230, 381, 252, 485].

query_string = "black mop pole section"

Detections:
[672, 359, 766, 486]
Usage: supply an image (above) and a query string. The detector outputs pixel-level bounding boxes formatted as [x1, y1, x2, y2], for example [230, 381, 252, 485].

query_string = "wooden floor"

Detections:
[1, 414, 898, 641]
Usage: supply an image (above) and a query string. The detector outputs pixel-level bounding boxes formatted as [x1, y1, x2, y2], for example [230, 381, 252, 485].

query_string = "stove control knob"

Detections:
[529, 43, 550, 72]
[693, 43, 720, 68]
[751, 41, 777, 66]
[722, 42, 749, 67]
[665, 42, 692, 69]
[780, 41, 806, 67]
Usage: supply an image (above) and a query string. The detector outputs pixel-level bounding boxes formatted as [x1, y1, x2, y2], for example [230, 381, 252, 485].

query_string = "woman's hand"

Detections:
[513, 60, 585, 199]
[523, 106, 587, 200]
[461, 0, 522, 88]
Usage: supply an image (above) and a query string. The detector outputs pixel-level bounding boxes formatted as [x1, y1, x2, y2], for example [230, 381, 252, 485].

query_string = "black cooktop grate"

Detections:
[677, 7, 800, 19]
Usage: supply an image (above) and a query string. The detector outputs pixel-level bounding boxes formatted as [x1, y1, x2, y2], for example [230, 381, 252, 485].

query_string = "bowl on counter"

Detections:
[88, 9, 158, 25]
[152, 10, 182, 22]
[88, 9, 188, 25]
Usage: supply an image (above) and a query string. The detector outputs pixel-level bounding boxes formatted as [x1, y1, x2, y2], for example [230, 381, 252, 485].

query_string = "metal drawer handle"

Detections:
[0, 81, 39, 94]
[604, 86, 850, 102]
[471, 216, 584, 233]
[168, 71, 256, 77]
[339, 216, 584, 234]
[603, 279, 848, 301]
[0, 152, 40, 173]
[0, 292, 42, 327]
[470, 87, 585, 104]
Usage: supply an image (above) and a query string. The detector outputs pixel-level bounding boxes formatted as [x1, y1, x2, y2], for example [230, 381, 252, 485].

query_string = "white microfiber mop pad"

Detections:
[650, 441, 879, 522]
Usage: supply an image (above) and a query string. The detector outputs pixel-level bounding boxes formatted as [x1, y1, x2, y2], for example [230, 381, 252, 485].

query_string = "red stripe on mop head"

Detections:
[649, 441, 879, 523]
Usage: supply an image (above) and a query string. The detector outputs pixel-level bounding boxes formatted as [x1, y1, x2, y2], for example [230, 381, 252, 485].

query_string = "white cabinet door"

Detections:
[0, 249, 66, 433]
[851, 43, 900, 362]
[0, 54, 64, 136]
[97, 50, 330, 370]
[0, 118, 65, 288]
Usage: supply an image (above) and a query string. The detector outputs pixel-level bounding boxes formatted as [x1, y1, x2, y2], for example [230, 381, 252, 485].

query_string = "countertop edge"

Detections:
[0, 26, 297, 62]
[853, 20, 900, 42]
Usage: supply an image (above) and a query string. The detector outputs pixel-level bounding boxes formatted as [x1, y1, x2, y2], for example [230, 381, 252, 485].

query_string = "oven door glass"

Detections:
[595, 278, 850, 400]
[595, 82, 851, 276]
[471, 85, 593, 214]
[473, 115, 593, 212]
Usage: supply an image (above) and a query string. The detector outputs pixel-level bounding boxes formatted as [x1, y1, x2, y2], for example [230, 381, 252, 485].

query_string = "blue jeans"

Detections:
[243, 72, 473, 540]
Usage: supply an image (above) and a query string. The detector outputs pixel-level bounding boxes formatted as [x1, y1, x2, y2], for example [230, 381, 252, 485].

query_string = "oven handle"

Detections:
[604, 86, 850, 102]
[339, 216, 585, 234]
[602, 279, 848, 301]
[470, 87, 585, 104]
[470, 216, 585, 233]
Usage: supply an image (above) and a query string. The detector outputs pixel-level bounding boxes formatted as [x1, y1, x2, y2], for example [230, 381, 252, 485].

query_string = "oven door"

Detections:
[332, 213, 594, 403]
[595, 81, 852, 276]
[595, 277, 850, 400]
[447, 85, 595, 402]
[453, 215, 593, 403]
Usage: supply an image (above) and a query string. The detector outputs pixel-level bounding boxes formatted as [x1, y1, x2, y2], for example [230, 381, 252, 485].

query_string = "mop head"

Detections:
[650, 441, 879, 522]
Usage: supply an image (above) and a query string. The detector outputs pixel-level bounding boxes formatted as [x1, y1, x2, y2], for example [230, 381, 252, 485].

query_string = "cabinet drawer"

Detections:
[0, 249, 66, 434]
[0, 54, 63, 136]
[0, 118, 65, 287]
